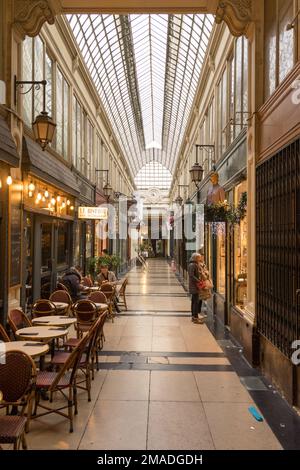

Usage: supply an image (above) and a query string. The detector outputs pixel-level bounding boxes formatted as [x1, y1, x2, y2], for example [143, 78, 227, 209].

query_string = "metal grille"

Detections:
[256, 138, 300, 357]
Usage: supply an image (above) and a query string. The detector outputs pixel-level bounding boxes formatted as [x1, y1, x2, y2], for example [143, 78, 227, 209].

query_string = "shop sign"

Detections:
[78, 206, 108, 220]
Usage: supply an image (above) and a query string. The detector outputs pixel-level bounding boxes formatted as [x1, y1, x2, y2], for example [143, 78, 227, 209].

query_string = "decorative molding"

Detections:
[215, 0, 252, 37]
[13, 0, 56, 39]
[72, 54, 79, 73]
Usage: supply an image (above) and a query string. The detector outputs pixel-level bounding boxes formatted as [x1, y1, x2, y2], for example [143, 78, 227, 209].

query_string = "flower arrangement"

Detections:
[204, 192, 247, 225]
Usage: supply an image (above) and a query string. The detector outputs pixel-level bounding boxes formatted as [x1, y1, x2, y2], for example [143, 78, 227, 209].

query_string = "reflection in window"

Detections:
[41, 223, 52, 272]
[264, 0, 294, 100]
[57, 222, 69, 266]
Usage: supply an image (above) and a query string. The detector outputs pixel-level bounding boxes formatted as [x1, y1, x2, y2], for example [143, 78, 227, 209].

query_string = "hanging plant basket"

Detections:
[204, 192, 247, 225]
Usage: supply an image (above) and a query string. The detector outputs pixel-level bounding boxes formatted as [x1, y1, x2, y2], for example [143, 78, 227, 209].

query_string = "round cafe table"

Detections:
[52, 301, 69, 311]
[94, 303, 108, 312]
[0, 341, 49, 359]
[16, 326, 68, 342]
[32, 316, 76, 328]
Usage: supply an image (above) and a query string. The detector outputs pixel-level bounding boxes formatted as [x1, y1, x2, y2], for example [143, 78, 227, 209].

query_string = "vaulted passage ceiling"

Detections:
[67, 14, 214, 181]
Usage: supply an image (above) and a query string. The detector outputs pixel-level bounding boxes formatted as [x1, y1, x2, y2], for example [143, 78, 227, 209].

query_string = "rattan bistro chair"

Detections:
[31, 299, 57, 318]
[49, 290, 72, 315]
[0, 324, 10, 342]
[100, 283, 116, 321]
[73, 300, 98, 338]
[117, 278, 128, 311]
[0, 350, 36, 449]
[8, 309, 32, 338]
[88, 291, 108, 305]
[32, 332, 91, 433]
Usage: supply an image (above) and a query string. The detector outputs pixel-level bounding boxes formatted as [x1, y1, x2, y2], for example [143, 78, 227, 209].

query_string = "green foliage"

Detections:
[204, 192, 247, 225]
[88, 254, 122, 278]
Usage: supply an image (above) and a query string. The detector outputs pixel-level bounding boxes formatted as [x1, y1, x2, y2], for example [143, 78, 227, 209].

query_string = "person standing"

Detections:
[188, 252, 212, 324]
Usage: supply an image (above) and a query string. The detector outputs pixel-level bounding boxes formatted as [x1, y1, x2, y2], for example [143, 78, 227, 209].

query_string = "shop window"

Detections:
[264, 0, 295, 100]
[56, 68, 69, 159]
[57, 222, 69, 266]
[234, 181, 248, 309]
[216, 224, 226, 295]
[41, 223, 52, 273]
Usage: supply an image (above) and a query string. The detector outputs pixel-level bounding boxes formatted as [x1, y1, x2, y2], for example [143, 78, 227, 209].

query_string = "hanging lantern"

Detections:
[103, 182, 113, 199]
[32, 112, 56, 151]
[190, 162, 204, 187]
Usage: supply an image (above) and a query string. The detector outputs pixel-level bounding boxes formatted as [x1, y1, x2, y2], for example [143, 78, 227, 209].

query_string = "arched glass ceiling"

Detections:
[135, 161, 172, 190]
[67, 13, 214, 181]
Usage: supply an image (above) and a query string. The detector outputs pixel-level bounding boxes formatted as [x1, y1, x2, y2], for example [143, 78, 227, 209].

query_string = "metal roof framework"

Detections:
[67, 13, 214, 186]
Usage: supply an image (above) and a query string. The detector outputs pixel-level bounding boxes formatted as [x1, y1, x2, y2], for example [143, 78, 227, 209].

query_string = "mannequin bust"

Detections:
[206, 172, 225, 205]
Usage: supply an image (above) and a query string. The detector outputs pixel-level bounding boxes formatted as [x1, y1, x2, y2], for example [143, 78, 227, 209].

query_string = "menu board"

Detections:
[10, 184, 22, 287]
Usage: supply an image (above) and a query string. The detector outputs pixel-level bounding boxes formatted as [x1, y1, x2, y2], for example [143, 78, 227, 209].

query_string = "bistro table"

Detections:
[1, 341, 49, 359]
[94, 303, 108, 313]
[32, 316, 76, 328]
[51, 301, 69, 312]
[16, 326, 69, 361]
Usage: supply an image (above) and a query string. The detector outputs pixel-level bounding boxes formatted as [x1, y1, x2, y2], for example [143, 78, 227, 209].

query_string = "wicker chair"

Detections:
[88, 291, 108, 305]
[8, 309, 32, 338]
[31, 300, 57, 318]
[0, 350, 36, 449]
[0, 324, 10, 342]
[73, 300, 97, 338]
[56, 282, 69, 292]
[117, 278, 128, 311]
[32, 331, 91, 432]
[51, 315, 104, 400]
[100, 283, 116, 321]
[49, 290, 72, 315]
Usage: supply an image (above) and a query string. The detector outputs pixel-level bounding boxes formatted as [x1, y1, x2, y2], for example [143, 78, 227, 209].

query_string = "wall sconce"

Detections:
[6, 175, 12, 185]
[14, 75, 56, 151]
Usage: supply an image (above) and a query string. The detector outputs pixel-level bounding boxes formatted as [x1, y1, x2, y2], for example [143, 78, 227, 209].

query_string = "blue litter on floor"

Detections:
[248, 406, 264, 422]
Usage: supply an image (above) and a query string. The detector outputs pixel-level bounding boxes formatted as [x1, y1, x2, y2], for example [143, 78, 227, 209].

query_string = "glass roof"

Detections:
[67, 13, 214, 182]
[135, 161, 172, 190]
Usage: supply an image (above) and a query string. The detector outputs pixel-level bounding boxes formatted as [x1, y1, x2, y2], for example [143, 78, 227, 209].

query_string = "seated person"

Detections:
[62, 266, 86, 302]
[96, 264, 117, 285]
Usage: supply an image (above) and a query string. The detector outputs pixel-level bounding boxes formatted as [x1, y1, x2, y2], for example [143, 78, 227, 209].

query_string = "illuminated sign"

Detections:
[78, 206, 108, 220]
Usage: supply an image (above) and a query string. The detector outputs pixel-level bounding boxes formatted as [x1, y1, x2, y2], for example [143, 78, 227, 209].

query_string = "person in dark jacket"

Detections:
[62, 267, 85, 302]
[188, 252, 210, 324]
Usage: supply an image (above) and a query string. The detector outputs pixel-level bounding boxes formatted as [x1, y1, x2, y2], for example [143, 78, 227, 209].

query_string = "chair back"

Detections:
[88, 291, 107, 304]
[100, 283, 115, 300]
[0, 350, 36, 405]
[50, 328, 93, 391]
[49, 290, 72, 305]
[56, 282, 69, 292]
[119, 278, 128, 295]
[0, 324, 10, 342]
[8, 309, 32, 334]
[32, 300, 57, 318]
[73, 300, 97, 324]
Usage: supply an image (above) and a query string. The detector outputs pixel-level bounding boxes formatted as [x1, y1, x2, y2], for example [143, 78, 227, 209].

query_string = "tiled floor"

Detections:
[8, 259, 295, 449]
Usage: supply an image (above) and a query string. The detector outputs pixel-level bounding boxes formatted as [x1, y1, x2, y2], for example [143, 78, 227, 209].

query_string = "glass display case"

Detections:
[234, 181, 248, 309]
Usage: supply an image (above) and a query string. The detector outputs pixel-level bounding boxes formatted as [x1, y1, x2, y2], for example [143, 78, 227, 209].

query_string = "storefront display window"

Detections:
[234, 181, 247, 309]
[216, 223, 226, 295]
[86, 223, 92, 258]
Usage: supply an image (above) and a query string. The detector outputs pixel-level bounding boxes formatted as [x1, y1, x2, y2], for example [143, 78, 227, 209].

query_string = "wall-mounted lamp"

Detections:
[14, 75, 56, 151]
[190, 145, 205, 189]
[6, 175, 12, 186]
